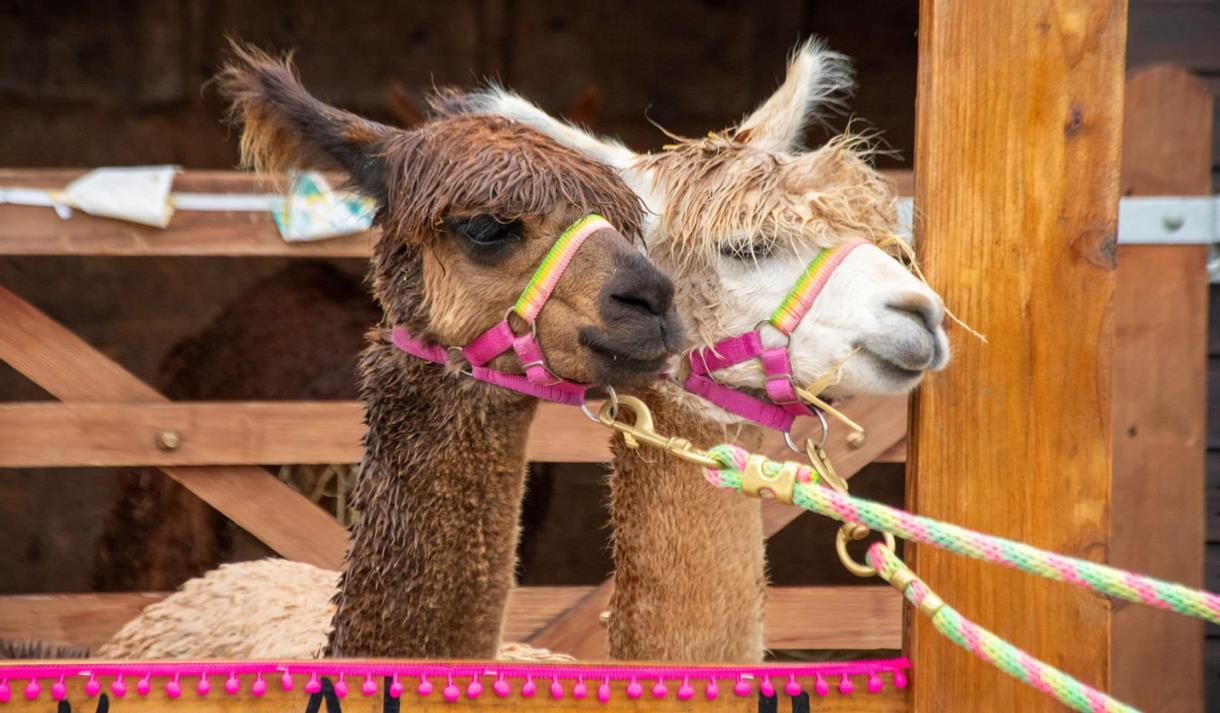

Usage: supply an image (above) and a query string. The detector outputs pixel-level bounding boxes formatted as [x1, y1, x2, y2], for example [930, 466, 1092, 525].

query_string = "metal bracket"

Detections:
[897, 196, 1220, 280]
[897, 196, 1219, 245]
[1116, 196, 1217, 245]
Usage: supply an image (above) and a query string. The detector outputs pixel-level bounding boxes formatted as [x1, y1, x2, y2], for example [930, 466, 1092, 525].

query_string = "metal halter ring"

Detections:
[581, 385, 619, 424]
[753, 320, 793, 348]
[835, 525, 897, 578]
[446, 346, 475, 377]
[503, 306, 541, 340]
[784, 408, 829, 453]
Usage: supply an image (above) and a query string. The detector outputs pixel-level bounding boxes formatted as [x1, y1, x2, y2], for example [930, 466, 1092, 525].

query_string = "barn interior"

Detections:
[0, 0, 1217, 702]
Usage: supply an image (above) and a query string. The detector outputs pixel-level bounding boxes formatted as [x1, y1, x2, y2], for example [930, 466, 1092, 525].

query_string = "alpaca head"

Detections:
[218, 47, 683, 386]
[455, 41, 950, 408]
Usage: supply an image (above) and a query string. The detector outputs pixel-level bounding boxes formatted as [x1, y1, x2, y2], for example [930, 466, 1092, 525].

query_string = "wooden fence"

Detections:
[0, 8, 1213, 713]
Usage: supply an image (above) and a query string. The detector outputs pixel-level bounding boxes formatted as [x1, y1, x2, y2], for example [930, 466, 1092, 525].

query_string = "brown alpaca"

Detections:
[217, 46, 680, 659]
[93, 262, 377, 592]
[461, 39, 950, 661]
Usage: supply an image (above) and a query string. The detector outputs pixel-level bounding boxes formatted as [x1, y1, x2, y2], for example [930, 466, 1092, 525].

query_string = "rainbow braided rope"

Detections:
[866, 544, 1137, 713]
[768, 239, 868, 334]
[512, 214, 612, 323]
[704, 443, 1220, 625]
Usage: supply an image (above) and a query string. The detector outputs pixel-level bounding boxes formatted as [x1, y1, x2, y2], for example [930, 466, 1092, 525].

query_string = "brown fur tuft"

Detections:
[216, 42, 395, 201]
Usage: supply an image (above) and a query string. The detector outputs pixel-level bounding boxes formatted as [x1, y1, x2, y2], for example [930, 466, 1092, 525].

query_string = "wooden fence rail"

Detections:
[0, 401, 907, 468]
[0, 586, 903, 653]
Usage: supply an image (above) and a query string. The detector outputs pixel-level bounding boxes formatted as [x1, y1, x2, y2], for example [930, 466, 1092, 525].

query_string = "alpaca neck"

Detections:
[327, 329, 537, 657]
[608, 383, 766, 662]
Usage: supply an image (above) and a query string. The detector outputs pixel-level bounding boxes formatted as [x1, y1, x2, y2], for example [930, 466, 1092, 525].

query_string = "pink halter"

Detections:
[683, 239, 869, 432]
[391, 214, 612, 406]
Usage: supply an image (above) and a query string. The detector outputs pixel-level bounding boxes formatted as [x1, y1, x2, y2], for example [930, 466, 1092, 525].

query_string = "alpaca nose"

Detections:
[886, 291, 944, 334]
[606, 253, 674, 317]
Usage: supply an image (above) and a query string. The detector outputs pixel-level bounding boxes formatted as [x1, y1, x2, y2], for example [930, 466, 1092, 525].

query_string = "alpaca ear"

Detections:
[217, 44, 398, 206]
[736, 39, 853, 152]
[453, 87, 639, 172]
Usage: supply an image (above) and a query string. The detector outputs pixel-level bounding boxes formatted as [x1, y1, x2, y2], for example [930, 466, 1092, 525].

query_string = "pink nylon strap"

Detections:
[684, 332, 810, 431]
[761, 348, 810, 417]
[690, 331, 765, 372]
[462, 321, 516, 366]
[684, 366, 796, 431]
[392, 327, 588, 405]
[512, 332, 561, 386]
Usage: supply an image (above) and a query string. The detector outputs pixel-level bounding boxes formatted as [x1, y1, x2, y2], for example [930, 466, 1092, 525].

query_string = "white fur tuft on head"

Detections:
[456, 87, 639, 171]
[736, 38, 854, 152]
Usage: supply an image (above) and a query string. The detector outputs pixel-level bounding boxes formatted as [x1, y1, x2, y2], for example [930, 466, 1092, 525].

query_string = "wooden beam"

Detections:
[0, 401, 622, 466]
[0, 592, 167, 654]
[0, 168, 912, 257]
[0, 402, 366, 467]
[0, 170, 373, 257]
[528, 395, 910, 658]
[0, 286, 348, 570]
[1110, 65, 1212, 713]
[763, 587, 903, 650]
[0, 586, 901, 654]
[909, 2, 1125, 711]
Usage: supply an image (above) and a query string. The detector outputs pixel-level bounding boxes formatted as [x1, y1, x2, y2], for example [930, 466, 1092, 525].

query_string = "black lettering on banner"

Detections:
[303, 677, 343, 713]
[791, 691, 811, 713]
[382, 677, 399, 713]
[758, 690, 778, 713]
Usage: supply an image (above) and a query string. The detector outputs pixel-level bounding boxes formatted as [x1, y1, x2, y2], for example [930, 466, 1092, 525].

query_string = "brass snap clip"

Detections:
[740, 454, 801, 504]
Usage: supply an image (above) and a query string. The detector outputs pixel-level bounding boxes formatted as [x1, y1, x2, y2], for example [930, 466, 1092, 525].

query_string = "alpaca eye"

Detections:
[719, 239, 774, 261]
[448, 214, 522, 247]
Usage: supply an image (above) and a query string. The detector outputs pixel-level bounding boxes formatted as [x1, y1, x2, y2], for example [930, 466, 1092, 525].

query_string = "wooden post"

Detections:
[908, 2, 1126, 711]
[1111, 65, 1212, 713]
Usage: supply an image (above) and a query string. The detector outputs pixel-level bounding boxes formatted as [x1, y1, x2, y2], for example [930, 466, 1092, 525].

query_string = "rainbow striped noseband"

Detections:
[683, 238, 869, 432]
[391, 214, 612, 405]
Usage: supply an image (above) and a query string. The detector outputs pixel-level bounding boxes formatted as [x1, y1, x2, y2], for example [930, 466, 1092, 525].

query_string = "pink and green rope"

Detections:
[866, 544, 1137, 713]
[703, 442, 1220, 625]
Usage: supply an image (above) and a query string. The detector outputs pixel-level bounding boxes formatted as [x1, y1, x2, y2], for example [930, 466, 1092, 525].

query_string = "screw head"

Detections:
[155, 430, 181, 451]
[1163, 214, 1185, 232]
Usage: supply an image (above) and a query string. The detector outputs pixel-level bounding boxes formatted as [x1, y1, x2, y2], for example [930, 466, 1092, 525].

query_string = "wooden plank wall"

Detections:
[1124, 2, 1220, 705]
[1127, 0, 1220, 190]
[1112, 65, 1211, 713]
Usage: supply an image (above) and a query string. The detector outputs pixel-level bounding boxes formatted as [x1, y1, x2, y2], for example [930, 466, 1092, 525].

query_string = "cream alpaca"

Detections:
[460, 39, 949, 661]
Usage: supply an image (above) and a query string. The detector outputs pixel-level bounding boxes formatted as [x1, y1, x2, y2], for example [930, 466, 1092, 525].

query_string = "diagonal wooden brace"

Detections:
[0, 286, 348, 569]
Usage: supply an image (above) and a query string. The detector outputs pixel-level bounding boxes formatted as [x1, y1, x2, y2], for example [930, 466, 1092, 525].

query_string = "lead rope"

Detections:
[865, 544, 1136, 713]
[702, 442, 1220, 624]
[597, 398, 1217, 712]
